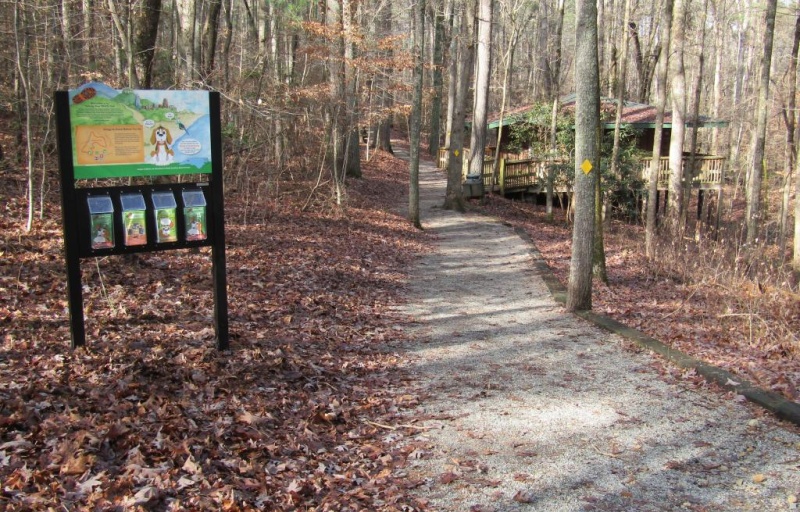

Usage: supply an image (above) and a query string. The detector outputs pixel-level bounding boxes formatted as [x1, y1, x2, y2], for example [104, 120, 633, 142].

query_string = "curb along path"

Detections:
[394, 147, 800, 511]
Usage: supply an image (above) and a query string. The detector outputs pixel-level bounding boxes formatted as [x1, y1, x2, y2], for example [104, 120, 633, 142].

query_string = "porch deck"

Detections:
[437, 148, 725, 196]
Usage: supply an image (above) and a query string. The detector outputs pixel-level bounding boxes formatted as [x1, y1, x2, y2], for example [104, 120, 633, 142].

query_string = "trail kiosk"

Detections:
[56, 83, 229, 349]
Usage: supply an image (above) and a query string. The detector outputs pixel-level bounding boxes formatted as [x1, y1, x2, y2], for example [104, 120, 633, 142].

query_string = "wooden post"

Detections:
[697, 189, 704, 220]
[499, 158, 506, 196]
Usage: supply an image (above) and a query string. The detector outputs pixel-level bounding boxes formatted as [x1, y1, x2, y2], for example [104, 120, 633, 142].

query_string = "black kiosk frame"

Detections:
[55, 88, 229, 350]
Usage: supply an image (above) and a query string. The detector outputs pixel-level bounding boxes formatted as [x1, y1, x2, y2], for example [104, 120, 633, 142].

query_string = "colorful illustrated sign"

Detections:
[69, 83, 213, 179]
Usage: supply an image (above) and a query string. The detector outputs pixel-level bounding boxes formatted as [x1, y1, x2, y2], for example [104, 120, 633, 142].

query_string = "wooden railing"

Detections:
[438, 147, 532, 170]
[439, 148, 725, 194]
[638, 156, 725, 188]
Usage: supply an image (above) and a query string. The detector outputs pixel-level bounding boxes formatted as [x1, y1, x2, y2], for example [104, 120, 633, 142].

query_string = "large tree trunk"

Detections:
[134, 0, 162, 89]
[444, 5, 469, 211]
[428, 5, 444, 156]
[343, 0, 361, 178]
[667, 0, 687, 229]
[200, 0, 222, 84]
[175, 0, 197, 86]
[327, 0, 347, 205]
[783, 0, 800, 255]
[567, 0, 600, 312]
[409, 0, 424, 228]
[645, 0, 674, 258]
[545, 0, 565, 219]
[376, 1, 394, 154]
[466, 0, 493, 179]
[443, 1, 457, 151]
[107, 0, 139, 87]
[747, 0, 777, 244]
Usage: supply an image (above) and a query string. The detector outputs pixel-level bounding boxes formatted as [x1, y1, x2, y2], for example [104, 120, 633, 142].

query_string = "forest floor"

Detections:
[0, 136, 799, 510]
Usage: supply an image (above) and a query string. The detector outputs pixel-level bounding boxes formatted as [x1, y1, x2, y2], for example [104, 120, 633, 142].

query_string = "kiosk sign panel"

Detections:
[69, 83, 213, 179]
[56, 86, 229, 350]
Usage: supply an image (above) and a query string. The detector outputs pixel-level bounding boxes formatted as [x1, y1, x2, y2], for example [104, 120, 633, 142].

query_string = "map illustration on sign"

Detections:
[69, 83, 212, 179]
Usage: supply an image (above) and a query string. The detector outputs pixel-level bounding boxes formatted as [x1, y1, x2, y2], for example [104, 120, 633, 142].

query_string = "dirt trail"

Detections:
[394, 148, 800, 511]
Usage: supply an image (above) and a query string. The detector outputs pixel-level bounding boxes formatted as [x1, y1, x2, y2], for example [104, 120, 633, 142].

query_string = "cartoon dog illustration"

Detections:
[150, 125, 174, 165]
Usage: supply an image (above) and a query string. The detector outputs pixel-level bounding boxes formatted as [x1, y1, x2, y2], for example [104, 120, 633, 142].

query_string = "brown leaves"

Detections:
[0, 150, 428, 509]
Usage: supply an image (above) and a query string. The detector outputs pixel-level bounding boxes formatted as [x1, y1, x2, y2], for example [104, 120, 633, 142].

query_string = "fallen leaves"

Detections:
[0, 149, 430, 510]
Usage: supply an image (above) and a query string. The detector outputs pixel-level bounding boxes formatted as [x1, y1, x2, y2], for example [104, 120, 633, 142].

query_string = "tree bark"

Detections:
[567, 0, 600, 312]
[343, 0, 361, 178]
[645, 0, 674, 258]
[428, 6, 444, 156]
[444, 5, 469, 211]
[747, 0, 777, 245]
[134, 0, 162, 89]
[200, 0, 222, 84]
[546, 0, 564, 219]
[467, 0, 493, 179]
[409, 0, 425, 228]
[667, 0, 687, 229]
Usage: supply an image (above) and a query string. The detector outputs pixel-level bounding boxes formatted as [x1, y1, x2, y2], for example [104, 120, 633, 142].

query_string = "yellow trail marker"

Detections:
[581, 159, 593, 174]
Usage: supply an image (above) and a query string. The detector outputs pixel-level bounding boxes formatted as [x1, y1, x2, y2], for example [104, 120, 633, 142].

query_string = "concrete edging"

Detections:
[512, 225, 800, 426]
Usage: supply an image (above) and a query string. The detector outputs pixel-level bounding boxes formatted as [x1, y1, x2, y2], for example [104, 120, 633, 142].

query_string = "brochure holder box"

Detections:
[151, 191, 178, 243]
[182, 189, 208, 241]
[120, 193, 147, 246]
[87, 195, 115, 250]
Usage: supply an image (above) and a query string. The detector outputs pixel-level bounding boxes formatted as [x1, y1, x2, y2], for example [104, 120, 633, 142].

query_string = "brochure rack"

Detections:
[56, 87, 229, 350]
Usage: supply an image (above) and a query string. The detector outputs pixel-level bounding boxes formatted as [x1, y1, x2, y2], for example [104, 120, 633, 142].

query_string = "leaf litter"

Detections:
[0, 149, 430, 510]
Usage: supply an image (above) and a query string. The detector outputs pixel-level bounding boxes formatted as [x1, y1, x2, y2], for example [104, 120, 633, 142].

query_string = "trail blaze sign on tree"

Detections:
[56, 83, 229, 350]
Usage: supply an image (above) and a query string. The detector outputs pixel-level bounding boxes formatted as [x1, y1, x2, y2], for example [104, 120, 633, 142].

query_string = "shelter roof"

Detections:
[487, 95, 728, 130]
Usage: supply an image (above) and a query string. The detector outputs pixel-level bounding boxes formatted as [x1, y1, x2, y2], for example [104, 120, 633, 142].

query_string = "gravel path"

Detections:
[395, 150, 800, 511]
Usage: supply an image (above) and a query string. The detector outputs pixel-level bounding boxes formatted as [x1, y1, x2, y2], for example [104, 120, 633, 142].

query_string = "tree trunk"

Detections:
[108, 0, 139, 87]
[567, 0, 600, 312]
[428, 6, 444, 156]
[326, 0, 346, 204]
[747, 0, 777, 245]
[200, 0, 222, 84]
[467, 0, 493, 178]
[610, 0, 632, 184]
[686, 0, 708, 226]
[443, 1, 457, 151]
[409, 0, 425, 228]
[175, 0, 197, 86]
[546, 0, 565, 219]
[645, 0, 674, 258]
[14, 2, 34, 232]
[782, 0, 800, 254]
[444, 5, 469, 211]
[134, 0, 162, 89]
[667, 0, 687, 229]
[343, 0, 361, 178]
[377, 1, 394, 154]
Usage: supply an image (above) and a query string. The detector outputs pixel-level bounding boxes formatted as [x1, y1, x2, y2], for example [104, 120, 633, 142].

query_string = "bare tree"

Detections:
[746, 0, 777, 244]
[428, 1, 445, 156]
[779, 0, 800, 253]
[667, 0, 687, 228]
[567, 0, 600, 312]
[646, 0, 674, 258]
[409, 0, 425, 228]
[444, 2, 469, 211]
[467, 0, 493, 179]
